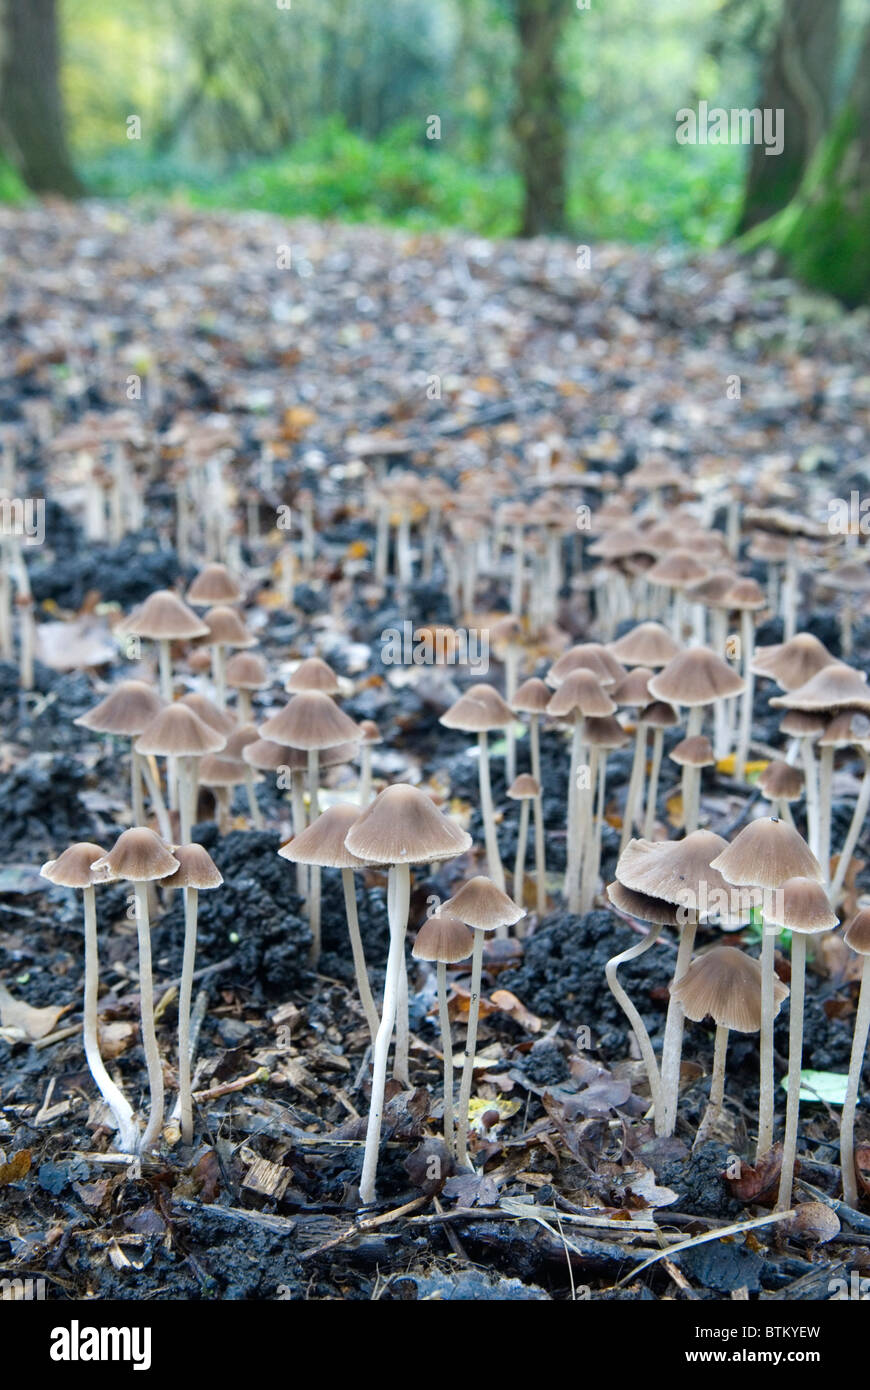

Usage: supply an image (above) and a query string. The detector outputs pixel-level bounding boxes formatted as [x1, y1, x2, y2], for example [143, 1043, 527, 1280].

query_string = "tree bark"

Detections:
[736, 0, 840, 233]
[0, 0, 82, 195]
[510, 0, 569, 236]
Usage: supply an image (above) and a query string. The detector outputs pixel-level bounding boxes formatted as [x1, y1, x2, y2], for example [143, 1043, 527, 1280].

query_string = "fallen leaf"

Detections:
[0, 983, 69, 1041]
[0, 1149, 31, 1185]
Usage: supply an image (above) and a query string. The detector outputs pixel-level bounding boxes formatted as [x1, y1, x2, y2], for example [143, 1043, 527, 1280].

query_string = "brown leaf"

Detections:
[489, 989, 542, 1033]
[0, 983, 69, 1041]
[725, 1145, 783, 1203]
[193, 1149, 222, 1204]
[0, 1149, 31, 1185]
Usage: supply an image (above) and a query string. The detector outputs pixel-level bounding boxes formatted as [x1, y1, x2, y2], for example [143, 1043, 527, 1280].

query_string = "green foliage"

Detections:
[0, 157, 28, 205]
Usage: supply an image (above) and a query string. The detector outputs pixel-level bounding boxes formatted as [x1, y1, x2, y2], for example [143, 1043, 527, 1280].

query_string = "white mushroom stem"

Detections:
[244, 769, 263, 829]
[683, 705, 703, 834]
[359, 861, 411, 1204]
[359, 744, 373, 805]
[291, 770, 307, 898]
[178, 755, 199, 845]
[579, 746, 601, 914]
[130, 747, 146, 825]
[374, 497, 389, 585]
[504, 645, 519, 786]
[694, 1024, 729, 1150]
[513, 796, 530, 908]
[658, 912, 698, 1137]
[528, 713, 547, 915]
[817, 745, 835, 884]
[777, 930, 808, 1211]
[620, 722, 648, 855]
[211, 643, 227, 709]
[137, 753, 172, 841]
[341, 867, 379, 1044]
[82, 885, 139, 1153]
[605, 921, 665, 1123]
[757, 919, 779, 1161]
[394, 941, 410, 1086]
[840, 954, 870, 1209]
[566, 713, 586, 913]
[830, 751, 870, 902]
[157, 638, 173, 703]
[437, 960, 455, 1155]
[783, 540, 798, 642]
[178, 886, 199, 1145]
[510, 524, 524, 614]
[237, 689, 252, 723]
[801, 738, 821, 859]
[307, 749, 322, 965]
[134, 882, 164, 1154]
[643, 727, 665, 839]
[456, 927, 485, 1169]
[477, 730, 506, 897]
[841, 595, 854, 659]
[734, 609, 755, 782]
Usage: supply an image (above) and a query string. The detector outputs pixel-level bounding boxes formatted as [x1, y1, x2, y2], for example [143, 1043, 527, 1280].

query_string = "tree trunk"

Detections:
[736, 0, 840, 233]
[0, 0, 81, 195]
[510, 0, 568, 237]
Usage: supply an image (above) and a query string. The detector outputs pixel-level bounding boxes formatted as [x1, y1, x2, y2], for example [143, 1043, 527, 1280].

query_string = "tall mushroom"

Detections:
[40, 843, 140, 1154]
[506, 774, 539, 910]
[202, 605, 256, 710]
[546, 670, 616, 914]
[610, 666, 654, 854]
[225, 650, 270, 724]
[135, 704, 226, 846]
[122, 589, 208, 704]
[758, 759, 804, 828]
[489, 615, 524, 787]
[439, 684, 515, 895]
[725, 577, 765, 783]
[411, 912, 475, 1156]
[344, 784, 471, 1204]
[581, 714, 629, 911]
[74, 681, 168, 837]
[840, 909, 870, 1208]
[186, 562, 243, 610]
[668, 735, 715, 836]
[512, 677, 551, 914]
[641, 700, 679, 838]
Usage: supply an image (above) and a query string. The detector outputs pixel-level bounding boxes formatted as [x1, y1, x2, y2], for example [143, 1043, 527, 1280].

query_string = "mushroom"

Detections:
[710, 818, 824, 1162]
[752, 632, 837, 693]
[161, 844, 223, 1144]
[581, 715, 629, 911]
[74, 680, 168, 837]
[646, 549, 709, 641]
[822, 561, 870, 660]
[827, 713, 870, 902]
[186, 562, 243, 608]
[439, 684, 515, 894]
[122, 590, 208, 703]
[286, 655, 341, 695]
[610, 666, 654, 854]
[668, 734, 715, 836]
[546, 670, 616, 913]
[840, 909, 870, 1208]
[198, 752, 253, 834]
[344, 784, 472, 1204]
[40, 843, 140, 1154]
[725, 577, 765, 782]
[640, 699, 679, 838]
[511, 677, 551, 914]
[769, 878, 838, 1211]
[506, 774, 539, 911]
[225, 650, 269, 723]
[671, 946, 788, 1149]
[279, 804, 379, 1044]
[489, 615, 524, 786]
[357, 719, 382, 806]
[202, 605, 256, 710]
[758, 759, 804, 828]
[648, 647, 745, 828]
[91, 829, 180, 1154]
[135, 704, 226, 845]
[224, 722, 264, 829]
[411, 912, 475, 1155]
[439, 876, 525, 1168]
[778, 709, 826, 856]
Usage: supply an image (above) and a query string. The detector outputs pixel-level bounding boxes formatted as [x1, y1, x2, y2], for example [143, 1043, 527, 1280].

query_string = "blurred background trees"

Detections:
[0, 0, 868, 300]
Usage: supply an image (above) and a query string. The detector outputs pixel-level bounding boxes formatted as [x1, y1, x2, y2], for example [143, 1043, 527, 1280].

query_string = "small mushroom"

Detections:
[122, 589, 208, 703]
[758, 759, 804, 828]
[439, 684, 515, 894]
[225, 650, 270, 723]
[506, 774, 539, 911]
[668, 734, 715, 835]
[511, 677, 551, 914]
[202, 605, 256, 710]
[135, 704, 226, 845]
[412, 912, 474, 1155]
[74, 680, 168, 837]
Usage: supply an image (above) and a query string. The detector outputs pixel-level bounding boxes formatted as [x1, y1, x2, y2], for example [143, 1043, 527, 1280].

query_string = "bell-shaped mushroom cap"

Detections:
[439, 683, 515, 732]
[412, 912, 475, 963]
[91, 828, 180, 883]
[546, 643, 625, 689]
[278, 803, 368, 869]
[489, 615, 524, 647]
[258, 691, 363, 750]
[512, 677, 551, 713]
[844, 909, 870, 956]
[669, 734, 715, 767]
[507, 773, 540, 799]
[616, 831, 754, 925]
[709, 817, 823, 888]
[689, 568, 740, 607]
[40, 842, 108, 889]
[770, 662, 870, 713]
[752, 633, 837, 691]
[224, 723, 259, 758]
[359, 719, 382, 745]
[585, 715, 630, 749]
[670, 946, 788, 1033]
[123, 589, 209, 641]
[779, 709, 826, 738]
[225, 651, 270, 690]
[647, 549, 709, 589]
[344, 783, 472, 864]
[440, 875, 525, 932]
[647, 647, 745, 708]
[823, 561, 870, 594]
[162, 843, 223, 890]
[74, 681, 165, 737]
[610, 667, 653, 706]
[766, 876, 838, 934]
[135, 704, 227, 757]
[199, 753, 251, 787]
[606, 879, 682, 925]
[286, 656, 340, 695]
[243, 736, 298, 771]
[759, 759, 805, 802]
[641, 700, 680, 728]
[607, 622, 681, 669]
[819, 710, 870, 748]
[186, 563, 243, 608]
[178, 692, 237, 736]
[546, 669, 616, 719]
[725, 577, 765, 611]
[203, 605, 256, 649]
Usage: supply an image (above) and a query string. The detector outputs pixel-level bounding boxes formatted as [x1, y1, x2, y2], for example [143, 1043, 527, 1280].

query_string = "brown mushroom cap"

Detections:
[752, 633, 838, 691]
[225, 651, 270, 690]
[759, 759, 805, 802]
[647, 647, 745, 707]
[198, 753, 252, 788]
[585, 715, 630, 749]
[439, 683, 515, 732]
[647, 549, 709, 589]
[615, 830, 755, 924]
[123, 590, 209, 641]
[606, 879, 682, 925]
[162, 843, 223, 890]
[278, 803, 368, 869]
[779, 709, 826, 738]
[818, 710, 870, 748]
[640, 700, 680, 729]
[178, 692, 237, 736]
[411, 912, 475, 963]
[258, 691, 363, 750]
[359, 719, 382, 745]
[610, 667, 653, 706]
[243, 737, 299, 771]
[74, 681, 166, 737]
[135, 704, 227, 757]
[670, 946, 788, 1033]
[91, 828, 180, 883]
[546, 643, 625, 689]
[844, 909, 870, 956]
[546, 669, 616, 719]
[40, 842, 108, 889]
[344, 783, 472, 864]
[286, 656, 341, 695]
[669, 734, 715, 767]
[507, 773, 540, 799]
[766, 876, 839, 934]
[709, 817, 823, 888]
[203, 606, 256, 649]
[689, 568, 740, 607]
[441, 874, 525, 932]
[724, 577, 765, 611]
[770, 663, 870, 713]
[186, 563, 243, 608]
[224, 723, 259, 758]
[512, 677, 552, 714]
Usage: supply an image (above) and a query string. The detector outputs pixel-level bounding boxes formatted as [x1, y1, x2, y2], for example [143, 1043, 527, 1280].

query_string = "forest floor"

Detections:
[1, 203, 870, 1300]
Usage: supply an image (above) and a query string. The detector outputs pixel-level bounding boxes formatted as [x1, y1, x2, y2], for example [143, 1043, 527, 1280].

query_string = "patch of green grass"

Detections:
[0, 158, 29, 205]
